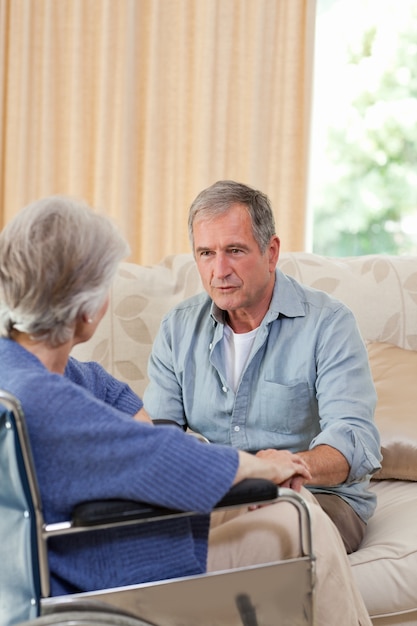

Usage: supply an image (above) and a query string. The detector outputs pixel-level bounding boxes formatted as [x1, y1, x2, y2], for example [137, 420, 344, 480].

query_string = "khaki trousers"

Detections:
[207, 487, 370, 626]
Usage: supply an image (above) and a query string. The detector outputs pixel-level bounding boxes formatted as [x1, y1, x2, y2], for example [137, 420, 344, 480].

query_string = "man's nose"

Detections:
[213, 253, 231, 278]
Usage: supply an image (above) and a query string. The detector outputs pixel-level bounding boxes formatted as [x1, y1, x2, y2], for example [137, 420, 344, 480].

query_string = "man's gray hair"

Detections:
[188, 180, 276, 253]
[0, 195, 130, 347]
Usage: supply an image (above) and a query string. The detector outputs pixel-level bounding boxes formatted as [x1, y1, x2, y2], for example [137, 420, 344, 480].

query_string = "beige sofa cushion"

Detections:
[368, 342, 417, 481]
[349, 480, 417, 621]
[71, 255, 203, 397]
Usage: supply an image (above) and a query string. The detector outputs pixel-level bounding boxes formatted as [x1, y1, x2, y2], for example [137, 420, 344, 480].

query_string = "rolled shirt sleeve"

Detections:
[308, 304, 381, 483]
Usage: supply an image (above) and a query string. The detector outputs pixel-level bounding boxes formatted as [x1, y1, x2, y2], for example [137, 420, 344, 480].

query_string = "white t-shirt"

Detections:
[223, 324, 259, 392]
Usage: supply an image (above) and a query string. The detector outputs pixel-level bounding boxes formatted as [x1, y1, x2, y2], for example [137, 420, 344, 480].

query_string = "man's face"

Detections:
[193, 202, 280, 330]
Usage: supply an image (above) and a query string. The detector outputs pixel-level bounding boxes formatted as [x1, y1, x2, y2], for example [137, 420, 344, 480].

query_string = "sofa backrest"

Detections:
[72, 252, 417, 398]
[279, 253, 417, 351]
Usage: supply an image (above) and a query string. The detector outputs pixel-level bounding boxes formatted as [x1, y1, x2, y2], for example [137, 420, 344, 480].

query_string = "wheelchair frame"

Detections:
[0, 389, 316, 626]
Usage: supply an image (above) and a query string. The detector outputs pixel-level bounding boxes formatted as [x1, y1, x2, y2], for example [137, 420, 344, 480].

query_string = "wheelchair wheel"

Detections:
[18, 610, 156, 626]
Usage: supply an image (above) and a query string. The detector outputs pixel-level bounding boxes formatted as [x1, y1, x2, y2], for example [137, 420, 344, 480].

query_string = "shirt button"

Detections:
[234, 426, 240, 432]
[222, 386, 228, 392]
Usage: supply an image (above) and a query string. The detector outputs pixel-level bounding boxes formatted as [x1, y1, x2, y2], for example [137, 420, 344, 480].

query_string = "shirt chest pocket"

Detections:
[260, 380, 316, 435]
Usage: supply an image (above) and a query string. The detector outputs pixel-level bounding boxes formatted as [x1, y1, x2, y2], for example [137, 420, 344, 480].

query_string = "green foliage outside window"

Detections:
[311, 0, 417, 256]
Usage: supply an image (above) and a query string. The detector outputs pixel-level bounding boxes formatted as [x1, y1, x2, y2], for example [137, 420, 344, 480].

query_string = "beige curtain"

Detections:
[0, 0, 316, 264]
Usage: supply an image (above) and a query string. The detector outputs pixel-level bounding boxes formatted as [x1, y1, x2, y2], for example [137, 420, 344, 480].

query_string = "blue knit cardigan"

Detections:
[0, 338, 239, 595]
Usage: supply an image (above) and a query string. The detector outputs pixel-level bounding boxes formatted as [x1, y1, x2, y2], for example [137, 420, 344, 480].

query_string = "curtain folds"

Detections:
[0, 0, 316, 264]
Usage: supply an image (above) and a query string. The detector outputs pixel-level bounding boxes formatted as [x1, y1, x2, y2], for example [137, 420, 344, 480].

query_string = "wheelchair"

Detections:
[0, 389, 316, 626]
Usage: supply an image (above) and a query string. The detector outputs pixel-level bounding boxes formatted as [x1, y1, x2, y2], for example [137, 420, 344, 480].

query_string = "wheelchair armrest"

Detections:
[215, 477, 278, 507]
[72, 478, 279, 527]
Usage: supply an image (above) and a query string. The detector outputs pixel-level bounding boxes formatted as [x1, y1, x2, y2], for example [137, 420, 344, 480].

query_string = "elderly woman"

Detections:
[0, 197, 370, 625]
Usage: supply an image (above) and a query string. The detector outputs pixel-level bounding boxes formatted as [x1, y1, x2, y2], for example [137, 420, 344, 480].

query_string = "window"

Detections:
[308, 0, 417, 256]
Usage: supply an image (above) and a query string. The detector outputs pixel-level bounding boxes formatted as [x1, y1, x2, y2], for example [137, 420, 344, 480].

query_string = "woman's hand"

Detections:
[133, 407, 154, 424]
[255, 449, 311, 492]
[233, 448, 311, 492]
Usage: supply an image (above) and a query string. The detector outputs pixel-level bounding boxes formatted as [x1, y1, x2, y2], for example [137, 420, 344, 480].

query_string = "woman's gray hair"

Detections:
[188, 180, 276, 253]
[0, 196, 130, 347]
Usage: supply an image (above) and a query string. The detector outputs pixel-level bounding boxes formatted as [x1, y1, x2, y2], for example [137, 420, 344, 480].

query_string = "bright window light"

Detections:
[308, 0, 417, 256]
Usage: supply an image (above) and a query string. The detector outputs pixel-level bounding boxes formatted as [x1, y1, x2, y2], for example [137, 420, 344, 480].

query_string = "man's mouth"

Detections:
[212, 284, 239, 291]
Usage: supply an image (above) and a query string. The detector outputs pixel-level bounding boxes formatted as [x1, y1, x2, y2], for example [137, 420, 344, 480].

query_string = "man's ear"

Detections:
[268, 235, 280, 270]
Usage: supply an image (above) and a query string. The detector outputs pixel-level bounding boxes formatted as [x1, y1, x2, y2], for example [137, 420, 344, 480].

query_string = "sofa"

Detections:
[72, 251, 417, 626]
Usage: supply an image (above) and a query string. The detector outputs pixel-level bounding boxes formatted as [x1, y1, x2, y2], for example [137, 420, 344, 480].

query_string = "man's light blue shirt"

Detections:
[144, 268, 382, 522]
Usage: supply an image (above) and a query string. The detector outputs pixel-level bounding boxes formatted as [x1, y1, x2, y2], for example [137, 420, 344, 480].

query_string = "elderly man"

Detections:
[144, 179, 381, 557]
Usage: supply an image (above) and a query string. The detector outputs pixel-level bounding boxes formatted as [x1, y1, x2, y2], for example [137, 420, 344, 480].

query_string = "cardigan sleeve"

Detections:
[65, 357, 143, 415]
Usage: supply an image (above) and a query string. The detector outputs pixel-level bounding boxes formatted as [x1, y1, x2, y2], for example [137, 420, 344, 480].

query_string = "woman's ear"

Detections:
[80, 313, 93, 324]
[73, 311, 95, 343]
